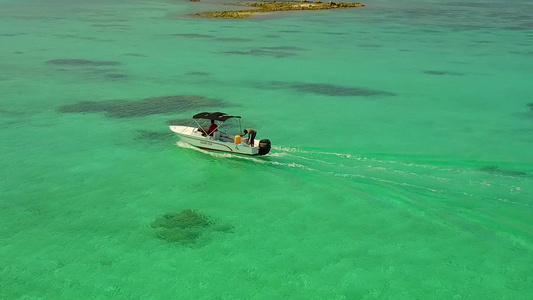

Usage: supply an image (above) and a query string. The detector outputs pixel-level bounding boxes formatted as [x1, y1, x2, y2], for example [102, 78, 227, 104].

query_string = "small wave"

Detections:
[271, 146, 506, 177]
[267, 152, 289, 158]
[176, 141, 233, 158]
[329, 171, 444, 193]
[272, 146, 354, 159]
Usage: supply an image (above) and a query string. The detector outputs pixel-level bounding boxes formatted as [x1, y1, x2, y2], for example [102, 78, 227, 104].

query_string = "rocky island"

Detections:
[194, 1, 365, 19]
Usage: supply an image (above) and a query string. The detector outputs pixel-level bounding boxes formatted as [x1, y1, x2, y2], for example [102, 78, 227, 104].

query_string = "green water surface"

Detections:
[1, 0, 532, 299]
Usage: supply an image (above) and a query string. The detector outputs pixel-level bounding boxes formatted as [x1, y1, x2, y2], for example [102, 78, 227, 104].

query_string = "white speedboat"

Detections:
[170, 112, 271, 156]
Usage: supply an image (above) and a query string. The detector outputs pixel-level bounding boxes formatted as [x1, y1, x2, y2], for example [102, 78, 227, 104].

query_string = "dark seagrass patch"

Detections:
[423, 70, 464, 76]
[58, 95, 225, 118]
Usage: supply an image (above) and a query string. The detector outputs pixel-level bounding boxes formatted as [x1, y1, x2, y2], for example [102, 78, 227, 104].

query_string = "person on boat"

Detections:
[242, 128, 257, 146]
[207, 120, 218, 136]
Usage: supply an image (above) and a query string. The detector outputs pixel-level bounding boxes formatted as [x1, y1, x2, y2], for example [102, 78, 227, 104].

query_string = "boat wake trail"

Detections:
[176, 142, 531, 207]
[269, 146, 531, 207]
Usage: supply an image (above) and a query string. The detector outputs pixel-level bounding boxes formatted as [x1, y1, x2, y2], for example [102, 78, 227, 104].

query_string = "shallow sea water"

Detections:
[1, 0, 532, 299]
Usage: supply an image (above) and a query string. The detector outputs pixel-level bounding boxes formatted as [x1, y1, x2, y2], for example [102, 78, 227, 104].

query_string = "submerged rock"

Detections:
[151, 210, 232, 244]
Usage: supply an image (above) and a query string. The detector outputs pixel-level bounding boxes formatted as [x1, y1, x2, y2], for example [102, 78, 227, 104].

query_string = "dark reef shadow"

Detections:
[509, 50, 533, 57]
[222, 46, 305, 58]
[423, 70, 464, 76]
[134, 130, 175, 143]
[479, 166, 528, 177]
[256, 81, 397, 97]
[47, 59, 122, 67]
[358, 44, 382, 49]
[48, 59, 129, 81]
[91, 24, 131, 30]
[124, 53, 148, 57]
[216, 37, 252, 42]
[0, 33, 27, 37]
[185, 71, 210, 76]
[320, 32, 349, 35]
[172, 33, 214, 38]
[105, 73, 128, 80]
[166, 119, 193, 126]
[170, 33, 251, 43]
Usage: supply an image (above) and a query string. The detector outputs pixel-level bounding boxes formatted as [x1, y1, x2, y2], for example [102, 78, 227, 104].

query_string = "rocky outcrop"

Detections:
[195, 1, 364, 19]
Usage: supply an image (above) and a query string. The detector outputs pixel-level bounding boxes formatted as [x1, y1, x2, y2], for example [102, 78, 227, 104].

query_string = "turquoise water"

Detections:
[1, 0, 532, 298]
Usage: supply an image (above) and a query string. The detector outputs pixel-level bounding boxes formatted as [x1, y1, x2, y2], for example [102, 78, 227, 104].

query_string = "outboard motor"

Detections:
[257, 139, 271, 156]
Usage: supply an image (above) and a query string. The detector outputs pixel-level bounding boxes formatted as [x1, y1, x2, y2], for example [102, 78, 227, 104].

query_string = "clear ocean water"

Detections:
[1, 0, 532, 298]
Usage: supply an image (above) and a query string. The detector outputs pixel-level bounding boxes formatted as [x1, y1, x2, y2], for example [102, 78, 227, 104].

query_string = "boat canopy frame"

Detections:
[185, 112, 243, 136]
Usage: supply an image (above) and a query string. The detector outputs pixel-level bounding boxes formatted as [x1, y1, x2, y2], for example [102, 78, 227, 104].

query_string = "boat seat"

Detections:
[197, 126, 209, 136]
[212, 131, 221, 140]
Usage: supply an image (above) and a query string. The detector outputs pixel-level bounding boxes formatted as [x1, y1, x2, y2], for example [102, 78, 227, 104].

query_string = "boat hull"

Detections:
[170, 126, 261, 156]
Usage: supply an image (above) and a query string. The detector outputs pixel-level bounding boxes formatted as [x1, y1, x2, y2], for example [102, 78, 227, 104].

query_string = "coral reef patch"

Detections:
[151, 209, 232, 244]
[58, 95, 224, 118]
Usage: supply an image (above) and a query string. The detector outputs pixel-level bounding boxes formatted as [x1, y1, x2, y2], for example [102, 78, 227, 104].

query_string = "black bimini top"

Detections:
[193, 112, 241, 122]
